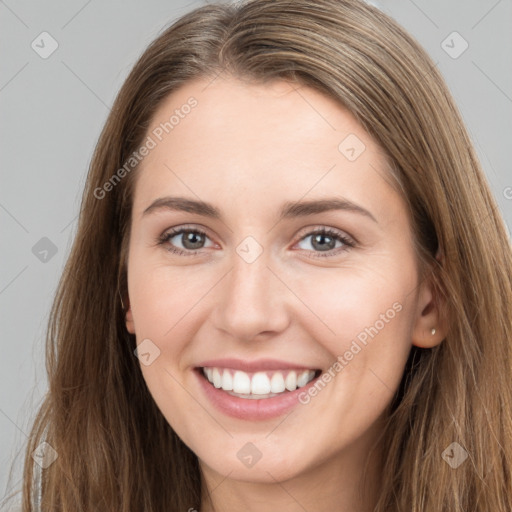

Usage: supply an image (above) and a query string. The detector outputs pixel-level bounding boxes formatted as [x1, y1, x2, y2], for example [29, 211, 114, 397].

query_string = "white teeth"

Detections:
[202, 367, 318, 397]
[270, 372, 285, 393]
[251, 372, 271, 395]
[212, 368, 222, 388]
[285, 371, 297, 391]
[232, 371, 251, 394]
[297, 370, 313, 388]
[221, 369, 233, 391]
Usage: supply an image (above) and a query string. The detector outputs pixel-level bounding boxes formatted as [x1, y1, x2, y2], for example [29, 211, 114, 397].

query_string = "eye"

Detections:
[157, 226, 215, 256]
[157, 225, 356, 258]
[295, 227, 355, 258]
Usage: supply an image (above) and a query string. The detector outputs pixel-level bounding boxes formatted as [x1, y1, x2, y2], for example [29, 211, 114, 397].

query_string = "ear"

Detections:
[124, 295, 136, 334]
[411, 249, 448, 348]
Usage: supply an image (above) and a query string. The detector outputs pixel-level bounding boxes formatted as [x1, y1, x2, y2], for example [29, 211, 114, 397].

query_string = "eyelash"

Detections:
[156, 225, 356, 259]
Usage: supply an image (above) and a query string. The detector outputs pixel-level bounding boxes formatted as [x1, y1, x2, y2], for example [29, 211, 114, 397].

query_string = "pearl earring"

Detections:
[431, 328, 436, 335]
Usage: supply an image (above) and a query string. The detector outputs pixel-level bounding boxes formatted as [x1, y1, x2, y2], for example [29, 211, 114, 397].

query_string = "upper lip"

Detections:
[196, 358, 320, 373]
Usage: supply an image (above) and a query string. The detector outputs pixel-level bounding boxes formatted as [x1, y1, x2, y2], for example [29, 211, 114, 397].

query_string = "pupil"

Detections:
[183, 231, 204, 250]
[312, 233, 334, 251]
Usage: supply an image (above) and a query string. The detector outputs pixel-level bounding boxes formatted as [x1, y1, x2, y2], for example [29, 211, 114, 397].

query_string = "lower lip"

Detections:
[194, 368, 321, 421]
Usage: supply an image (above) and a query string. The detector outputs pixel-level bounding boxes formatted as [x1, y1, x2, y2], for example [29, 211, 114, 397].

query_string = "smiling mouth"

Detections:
[197, 366, 322, 399]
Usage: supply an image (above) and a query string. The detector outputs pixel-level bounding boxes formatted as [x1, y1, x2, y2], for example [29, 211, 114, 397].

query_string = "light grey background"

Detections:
[1, 0, 511, 507]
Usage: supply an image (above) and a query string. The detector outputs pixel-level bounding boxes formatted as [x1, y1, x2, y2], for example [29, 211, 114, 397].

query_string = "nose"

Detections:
[212, 249, 290, 341]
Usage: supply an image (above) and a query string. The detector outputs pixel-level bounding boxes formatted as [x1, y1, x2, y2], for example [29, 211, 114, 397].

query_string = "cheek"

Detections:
[288, 261, 416, 400]
[127, 260, 207, 439]
[279, 269, 415, 453]
[291, 261, 414, 343]
[128, 255, 202, 338]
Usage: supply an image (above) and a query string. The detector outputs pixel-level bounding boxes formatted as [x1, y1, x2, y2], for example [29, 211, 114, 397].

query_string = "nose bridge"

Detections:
[231, 250, 269, 303]
[214, 244, 288, 339]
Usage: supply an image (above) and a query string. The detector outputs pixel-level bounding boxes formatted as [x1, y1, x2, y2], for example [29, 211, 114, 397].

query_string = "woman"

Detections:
[10, 0, 512, 510]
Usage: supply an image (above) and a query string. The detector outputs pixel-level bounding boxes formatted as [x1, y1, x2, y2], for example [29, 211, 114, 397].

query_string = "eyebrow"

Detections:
[142, 196, 378, 223]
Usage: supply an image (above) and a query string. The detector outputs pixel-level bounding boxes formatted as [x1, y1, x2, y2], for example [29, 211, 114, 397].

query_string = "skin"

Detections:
[124, 75, 446, 512]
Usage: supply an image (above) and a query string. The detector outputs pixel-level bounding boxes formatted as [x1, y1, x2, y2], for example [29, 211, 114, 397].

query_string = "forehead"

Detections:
[131, 76, 400, 223]
[144, 76, 370, 157]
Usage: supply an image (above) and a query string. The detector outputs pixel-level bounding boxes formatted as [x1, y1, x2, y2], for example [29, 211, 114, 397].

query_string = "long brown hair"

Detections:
[7, 0, 512, 510]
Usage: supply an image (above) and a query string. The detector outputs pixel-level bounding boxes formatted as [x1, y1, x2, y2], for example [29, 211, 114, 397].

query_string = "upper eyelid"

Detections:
[295, 225, 353, 241]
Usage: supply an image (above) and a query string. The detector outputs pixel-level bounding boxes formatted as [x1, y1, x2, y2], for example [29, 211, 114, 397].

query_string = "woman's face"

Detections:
[125, 76, 439, 486]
